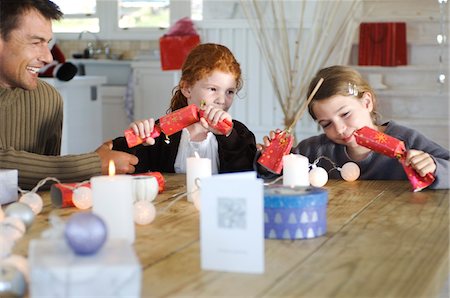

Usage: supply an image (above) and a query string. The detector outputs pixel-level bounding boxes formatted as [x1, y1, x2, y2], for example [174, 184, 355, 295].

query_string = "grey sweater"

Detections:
[258, 121, 449, 189]
[0, 80, 101, 190]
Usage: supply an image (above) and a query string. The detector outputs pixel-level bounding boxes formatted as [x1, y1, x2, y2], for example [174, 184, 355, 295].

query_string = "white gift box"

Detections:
[29, 239, 141, 297]
[0, 169, 18, 205]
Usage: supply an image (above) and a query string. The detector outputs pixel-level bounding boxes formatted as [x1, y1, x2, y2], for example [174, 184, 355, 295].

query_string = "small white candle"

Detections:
[91, 161, 135, 244]
[283, 154, 310, 187]
[186, 152, 212, 202]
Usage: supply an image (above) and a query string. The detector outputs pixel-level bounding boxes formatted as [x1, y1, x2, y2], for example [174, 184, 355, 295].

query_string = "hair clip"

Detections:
[348, 83, 358, 96]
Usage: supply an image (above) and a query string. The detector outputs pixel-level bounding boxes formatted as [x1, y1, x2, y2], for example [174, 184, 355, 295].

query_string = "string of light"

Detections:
[437, 0, 448, 87]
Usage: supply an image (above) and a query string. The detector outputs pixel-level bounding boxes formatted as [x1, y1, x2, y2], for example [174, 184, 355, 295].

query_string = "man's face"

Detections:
[0, 9, 53, 90]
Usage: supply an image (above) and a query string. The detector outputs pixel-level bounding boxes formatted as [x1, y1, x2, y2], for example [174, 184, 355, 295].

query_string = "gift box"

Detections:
[159, 35, 200, 70]
[29, 239, 141, 297]
[159, 17, 200, 71]
[358, 22, 407, 66]
[264, 185, 328, 240]
[0, 169, 18, 204]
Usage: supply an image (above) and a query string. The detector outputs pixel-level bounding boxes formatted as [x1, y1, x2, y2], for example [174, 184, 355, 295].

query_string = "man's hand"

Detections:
[95, 141, 139, 175]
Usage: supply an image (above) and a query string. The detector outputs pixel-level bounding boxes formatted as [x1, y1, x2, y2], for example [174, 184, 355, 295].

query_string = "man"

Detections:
[0, 0, 138, 189]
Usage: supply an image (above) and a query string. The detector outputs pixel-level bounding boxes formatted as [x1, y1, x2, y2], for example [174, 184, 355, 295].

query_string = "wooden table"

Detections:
[14, 174, 449, 297]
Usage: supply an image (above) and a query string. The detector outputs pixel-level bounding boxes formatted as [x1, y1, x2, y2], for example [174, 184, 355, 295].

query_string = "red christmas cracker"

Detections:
[50, 172, 165, 208]
[50, 182, 91, 208]
[258, 130, 294, 174]
[125, 105, 199, 148]
[354, 126, 435, 192]
[198, 109, 233, 135]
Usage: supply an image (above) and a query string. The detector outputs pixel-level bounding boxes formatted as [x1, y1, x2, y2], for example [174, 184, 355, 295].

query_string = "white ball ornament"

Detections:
[133, 200, 156, 225]
[0, 217, 26, 242]
[309, 166, 328, 187]
[19, 192, 43, 215]
[340, 162, 361, 182]
[72, 186, 93, 210]
[4, 202, 35, 229]
[2, 254, 29, 282]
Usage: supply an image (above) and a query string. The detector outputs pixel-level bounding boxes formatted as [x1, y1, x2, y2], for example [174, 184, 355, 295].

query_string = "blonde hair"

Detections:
[307, 65, 379, 124]
[168, 43, 243, 112]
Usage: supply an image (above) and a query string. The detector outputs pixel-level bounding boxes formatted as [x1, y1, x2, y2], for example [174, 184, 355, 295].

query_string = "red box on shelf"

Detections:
[159, 35, 200, 71]
[358, 22, 407, 66]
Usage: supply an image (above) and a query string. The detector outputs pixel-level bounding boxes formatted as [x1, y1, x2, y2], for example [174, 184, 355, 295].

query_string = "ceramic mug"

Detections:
[132, 176, 158, 202]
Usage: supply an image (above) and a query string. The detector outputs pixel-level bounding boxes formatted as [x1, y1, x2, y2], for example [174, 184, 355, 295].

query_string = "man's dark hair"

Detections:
[0, 0, 63, 41]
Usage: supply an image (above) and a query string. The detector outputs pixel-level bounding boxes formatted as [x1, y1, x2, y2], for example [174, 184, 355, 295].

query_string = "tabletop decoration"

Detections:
[0, 263, 26, 297]
[64, 212, 107, 255]
[29, 237, 142, 297]
[282, 154, 310, 187]
[91, 160, 135, 244]
[354, 126, 435, 191]
[264, 185, 328, 240]
[0, 169, 18, 205]
[133, 200, 156, 225]
[4, 202, 35, 229]
[186, 152, 211, 202]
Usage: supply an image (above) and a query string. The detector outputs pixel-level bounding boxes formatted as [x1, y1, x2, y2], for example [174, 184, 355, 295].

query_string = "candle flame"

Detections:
[194, 151, 200, 158]
[108, 160, 116, 176]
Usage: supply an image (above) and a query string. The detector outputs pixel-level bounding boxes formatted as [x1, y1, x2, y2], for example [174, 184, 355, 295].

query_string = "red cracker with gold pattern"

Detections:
[354, 126, 435, 192]
[125, 105, 199, 148]
[258, 130, 294, 174]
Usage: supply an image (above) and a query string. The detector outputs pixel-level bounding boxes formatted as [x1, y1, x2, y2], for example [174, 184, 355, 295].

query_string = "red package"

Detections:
[198, 109, 233, 135]
[354, 126, 435, 191]
[358, 22, 407, 66]
[159, 35, 200, 71]
[257, 130, 294, 174]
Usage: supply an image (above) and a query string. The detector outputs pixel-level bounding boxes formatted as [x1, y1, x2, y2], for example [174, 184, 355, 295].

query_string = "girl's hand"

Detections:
[199, 105, 233, 135]
[256, 130, 278, 151]
[129, 118, 157, 145]
[404, 149, 437, 177]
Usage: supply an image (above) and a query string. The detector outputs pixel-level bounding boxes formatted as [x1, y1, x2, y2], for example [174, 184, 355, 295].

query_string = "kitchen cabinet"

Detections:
[131, 61, 180, 120]
[41, 76, 106, 155]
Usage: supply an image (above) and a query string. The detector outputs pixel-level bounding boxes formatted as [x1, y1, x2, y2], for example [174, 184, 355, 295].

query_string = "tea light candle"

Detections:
[186, 152, 211, 202]
[91, 161, 135, 244]
[282, 154, 310, 187]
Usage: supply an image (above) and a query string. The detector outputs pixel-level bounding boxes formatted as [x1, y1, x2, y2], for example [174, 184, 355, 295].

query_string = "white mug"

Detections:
[132, 176, 158, 202]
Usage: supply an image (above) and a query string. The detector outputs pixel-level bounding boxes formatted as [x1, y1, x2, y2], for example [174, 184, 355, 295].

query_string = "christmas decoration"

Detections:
[38, 43, 78, 81]
[4, 202, 35, 229]
[133, 200, 156, 225]
[354, 126, 435, 191]
[64, 212, 107, 255]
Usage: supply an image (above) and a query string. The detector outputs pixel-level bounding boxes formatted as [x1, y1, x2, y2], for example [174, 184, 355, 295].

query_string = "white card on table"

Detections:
[200, 171, 264, 274]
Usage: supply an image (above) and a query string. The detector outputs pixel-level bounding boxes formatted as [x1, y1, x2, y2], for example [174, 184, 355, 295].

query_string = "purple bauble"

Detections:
[64, 212, 107, 255]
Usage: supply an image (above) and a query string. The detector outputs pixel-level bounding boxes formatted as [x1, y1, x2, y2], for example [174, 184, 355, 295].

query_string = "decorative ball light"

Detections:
[0, 217, 26, 242]
[309, 166, 328, 187]
[0, 263, 26, 297]
[4, 202, 35, 229]
[340, 162, 361, 182]
[133, 200, 156, 225]
[18, 192, 43, 215]
[1, 254, 29, 282]
[72, 186, 93, 210]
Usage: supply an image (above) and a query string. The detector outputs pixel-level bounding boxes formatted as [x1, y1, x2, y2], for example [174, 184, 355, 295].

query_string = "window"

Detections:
[52, 0, 202, 40]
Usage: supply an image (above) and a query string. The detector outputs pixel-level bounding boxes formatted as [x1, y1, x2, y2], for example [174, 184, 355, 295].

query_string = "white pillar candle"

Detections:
[91, 161, 135, 244]
[282, 154, 310, 187]
[186, 152, 212, 202]
[0, 169, 18, 205]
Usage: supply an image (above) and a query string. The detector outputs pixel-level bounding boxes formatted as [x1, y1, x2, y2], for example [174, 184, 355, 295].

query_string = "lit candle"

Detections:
[282, 154, 310, 187]
[186, 152, 211, 202]
[91, 161, 135, 244]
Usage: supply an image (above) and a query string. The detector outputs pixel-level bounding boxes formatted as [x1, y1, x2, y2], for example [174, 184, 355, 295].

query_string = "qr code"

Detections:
[217, 197, 246, 230]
